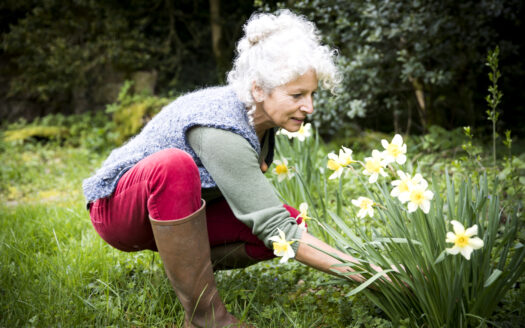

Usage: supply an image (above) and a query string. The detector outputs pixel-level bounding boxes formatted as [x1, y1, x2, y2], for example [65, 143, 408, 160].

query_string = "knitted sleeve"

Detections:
[187, 126, 303, 252]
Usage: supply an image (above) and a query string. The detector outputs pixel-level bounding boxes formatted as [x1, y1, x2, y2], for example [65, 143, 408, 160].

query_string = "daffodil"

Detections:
[406, 178, 434, 213]
[295, 123, 312, 142]
[298, 202, 311, 231]
[327, 146, 354, 179]
[351, 196, 375, 218]
[276, 123, 312, 142]
[445, 220, 484, 260]
[391, 171, 423, 202]
[276, 129, 295, 139]
[381, 134, 407, 165]
[362, 150, 388, 183]
[273, 158, 294, 182]
[268, 228, 295, 263]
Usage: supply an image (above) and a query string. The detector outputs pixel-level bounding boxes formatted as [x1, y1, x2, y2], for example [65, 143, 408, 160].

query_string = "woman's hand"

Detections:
[294, 232, 365, 283]
[294, 232, 397, 285]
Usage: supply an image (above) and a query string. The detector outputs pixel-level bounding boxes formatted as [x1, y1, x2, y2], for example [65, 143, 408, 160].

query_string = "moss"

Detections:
[112, 96, 171, 144]
[3, 126, 69, 143]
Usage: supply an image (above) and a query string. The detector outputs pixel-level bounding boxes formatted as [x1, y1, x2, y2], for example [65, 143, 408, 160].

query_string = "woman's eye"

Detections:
[292, 93, 302, 99]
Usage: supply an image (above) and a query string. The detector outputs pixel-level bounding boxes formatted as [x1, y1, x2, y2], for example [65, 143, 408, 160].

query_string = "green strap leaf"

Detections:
[434, 250, 447, 264]
[346, 269, 394, 297]
[368, 238, 422, 246]
[484, 269, 502, 287]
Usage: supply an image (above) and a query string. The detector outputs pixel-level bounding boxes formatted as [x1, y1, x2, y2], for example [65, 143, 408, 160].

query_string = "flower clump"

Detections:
[272, 130, 485, 264]
[325, 134, 434, 214]
[324, 133, 484, 260]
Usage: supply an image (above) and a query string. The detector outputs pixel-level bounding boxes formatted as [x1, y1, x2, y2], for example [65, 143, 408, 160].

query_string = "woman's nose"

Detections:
[300, 95, 314, 114]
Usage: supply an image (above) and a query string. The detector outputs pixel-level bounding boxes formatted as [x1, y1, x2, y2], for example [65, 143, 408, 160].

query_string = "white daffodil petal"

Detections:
[399, 193, 410, 203]
[446, 246, 460, 255]
[420, 179, 429, 189]
[450, 220, 465, 235]
[392, 134, 403, 145]
[421, 201, 430, 214]
[381, 139, 389, 149]
[396, 154, 407, 165]
[460, 246, 473, 260]
[397, 170, 407, 179]
[391, 188, 400, 197]
[468, 237, 484, 249]
[407, 202, 418, 212]
[465, 225, 478, 237]
[446, 232, 456, 243]
[299, 203, 308, 213]
[327, 153, 338, 161]
[424, 190, 434, 200]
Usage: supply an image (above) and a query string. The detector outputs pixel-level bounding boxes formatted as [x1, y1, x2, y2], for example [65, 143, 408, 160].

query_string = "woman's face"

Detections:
[254, 69, 318, 132]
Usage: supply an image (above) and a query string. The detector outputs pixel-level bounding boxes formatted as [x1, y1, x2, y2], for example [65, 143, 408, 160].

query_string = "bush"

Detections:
[106, 81, 172, 145]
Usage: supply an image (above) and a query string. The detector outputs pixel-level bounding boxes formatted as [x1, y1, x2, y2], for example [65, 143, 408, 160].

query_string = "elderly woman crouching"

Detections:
[83, 10, 375, 328]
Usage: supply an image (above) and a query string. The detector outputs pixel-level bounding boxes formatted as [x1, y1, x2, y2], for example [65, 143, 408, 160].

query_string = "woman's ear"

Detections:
[251, 82, 265, 103]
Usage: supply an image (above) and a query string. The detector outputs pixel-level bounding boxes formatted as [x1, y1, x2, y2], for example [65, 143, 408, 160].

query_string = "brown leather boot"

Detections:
[210, 243, 262, 271]
[149, 200, 251, 328]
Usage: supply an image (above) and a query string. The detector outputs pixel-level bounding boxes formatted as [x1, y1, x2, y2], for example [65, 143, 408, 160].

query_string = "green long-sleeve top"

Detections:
[187, 126, 303, 252]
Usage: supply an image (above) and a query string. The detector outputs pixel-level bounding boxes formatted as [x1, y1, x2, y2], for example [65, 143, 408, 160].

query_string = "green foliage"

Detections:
[273, 125, 524, 327]
[272, 0, 525, 136]
[3, 125, 69, 143]
[0, 0, 259, 115]
[2, 0, 161, 105]
[106, 81, 172, 144]
[1, 112, 116, 151]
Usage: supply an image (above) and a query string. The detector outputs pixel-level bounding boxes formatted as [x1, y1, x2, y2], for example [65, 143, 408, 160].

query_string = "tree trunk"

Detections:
[209, 0, 223, 81]
[408, 75, 427, 133]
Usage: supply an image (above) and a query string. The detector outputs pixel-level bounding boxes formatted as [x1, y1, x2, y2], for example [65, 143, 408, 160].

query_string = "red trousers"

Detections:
[89, 148, 302, 260]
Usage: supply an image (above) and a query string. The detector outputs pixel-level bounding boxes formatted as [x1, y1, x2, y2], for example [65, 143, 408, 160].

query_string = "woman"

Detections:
[84, 10, 371, 328]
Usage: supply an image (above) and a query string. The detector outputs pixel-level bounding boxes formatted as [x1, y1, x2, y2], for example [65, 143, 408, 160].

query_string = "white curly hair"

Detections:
[227, 10, 341, 123]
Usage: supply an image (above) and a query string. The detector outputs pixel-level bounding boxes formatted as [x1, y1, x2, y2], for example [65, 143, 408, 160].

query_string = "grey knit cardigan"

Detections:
[82, 86, 274, 203]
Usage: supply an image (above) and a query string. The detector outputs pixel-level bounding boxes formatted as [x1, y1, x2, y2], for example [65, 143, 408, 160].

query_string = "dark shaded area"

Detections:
[1, 0, 524, 138]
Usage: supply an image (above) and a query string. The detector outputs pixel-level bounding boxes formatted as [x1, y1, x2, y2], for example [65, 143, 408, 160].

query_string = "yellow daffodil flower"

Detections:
[351, 196, 375, 218]
[327, 146, 354, 179]
[296, 123, 312, 141]
[406, 178, 434, 214]
[276, 123, 312, 142]
[298, 202, 311, 231]
[268, 228, 296, 263]
[362, 150, 388, 183]
[276, 129, 295, 139]
[391, 171, 423, 202]
[273, 158, 294, 182]
[445, 220, 484, 260]
[381, 134, 407, 165]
